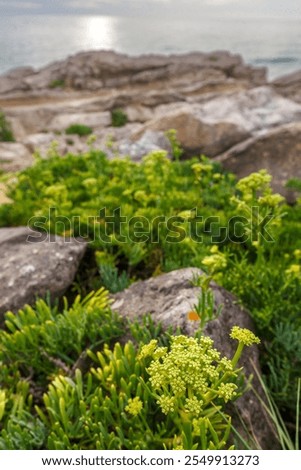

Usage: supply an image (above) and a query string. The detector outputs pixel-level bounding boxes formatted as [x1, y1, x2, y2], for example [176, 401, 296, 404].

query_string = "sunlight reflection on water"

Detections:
[0, 14, 301, 79]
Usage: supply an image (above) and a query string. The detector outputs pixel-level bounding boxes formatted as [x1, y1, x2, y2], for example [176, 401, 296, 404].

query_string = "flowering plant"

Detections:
[139, 327, 260, 449]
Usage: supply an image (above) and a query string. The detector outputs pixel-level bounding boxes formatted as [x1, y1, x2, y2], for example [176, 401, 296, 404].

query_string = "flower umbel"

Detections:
[125, 397, 143, 416]
[230, 326, 260, 347]
[230, 326, 260, 368]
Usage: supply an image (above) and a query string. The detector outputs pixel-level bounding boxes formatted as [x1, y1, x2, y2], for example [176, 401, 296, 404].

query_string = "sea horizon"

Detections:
[1, 13, 301, 80]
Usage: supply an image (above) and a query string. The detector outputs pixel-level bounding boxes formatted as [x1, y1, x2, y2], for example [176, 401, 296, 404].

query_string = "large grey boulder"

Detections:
[0, 227, 86, 321]
[116, 130, 172, 161]
[112, 267, 277, 449]
[194, 86, 301, 133]
[216, 122, 301, 200]
[132, 87, 301, 157]
[133, 106, 250, 157]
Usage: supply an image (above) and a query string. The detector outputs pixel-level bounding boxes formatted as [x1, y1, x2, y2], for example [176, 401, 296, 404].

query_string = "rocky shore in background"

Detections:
[0, 49, 301, 199]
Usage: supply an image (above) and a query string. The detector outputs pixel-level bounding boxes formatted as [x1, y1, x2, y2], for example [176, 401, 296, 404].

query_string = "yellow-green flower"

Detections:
[138, 340, 158, 360]
[125, 397, 143, 416]
[217, 383, 237, 402]
[230, 326, 260, 346]
[294, 249, 301, 260]
[157, 395, 176, 414]
[285, 264, 301, 277]
[184, 396, 203, 416]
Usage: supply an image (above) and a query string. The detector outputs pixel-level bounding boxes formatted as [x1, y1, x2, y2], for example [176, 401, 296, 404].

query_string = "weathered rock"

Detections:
[0, 142, 33, 172]
[49, 111, 111, 132]
[5, 105, 58, 134]
[23, 132, 85, 158]
[216, 122, 301, 200]
[111, 267, 277, 449]
[0, 67, 34, 94]
[273, 69, 301, 104]
[124, 105, 154, 123]
[0, 227, 86, 320]
[133, 107, 250, 157]
[132, 87, 301, 157]
[115, 130, 171, 161]
[196, 86, 301, 133]
[10, 50, 265, 93]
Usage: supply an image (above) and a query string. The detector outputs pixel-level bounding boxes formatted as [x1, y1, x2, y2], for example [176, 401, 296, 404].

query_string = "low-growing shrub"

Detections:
[0, 111, 15, 142]
[49, 79, 65, 89]
[65, 124, 93, 136]
[111, 108, 128, 127]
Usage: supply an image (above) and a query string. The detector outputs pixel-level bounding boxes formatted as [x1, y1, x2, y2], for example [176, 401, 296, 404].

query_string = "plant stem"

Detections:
[231, 342, 244, 368]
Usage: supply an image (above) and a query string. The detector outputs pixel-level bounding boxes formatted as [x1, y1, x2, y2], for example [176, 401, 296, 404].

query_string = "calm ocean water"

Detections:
[0, 14, 301, 80]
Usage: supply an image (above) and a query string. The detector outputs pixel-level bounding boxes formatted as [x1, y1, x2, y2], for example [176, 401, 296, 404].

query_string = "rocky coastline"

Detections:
[0, 49, 301, 199]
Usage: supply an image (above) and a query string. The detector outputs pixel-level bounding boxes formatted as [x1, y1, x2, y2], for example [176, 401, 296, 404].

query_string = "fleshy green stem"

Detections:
[231, 342, 245, 368]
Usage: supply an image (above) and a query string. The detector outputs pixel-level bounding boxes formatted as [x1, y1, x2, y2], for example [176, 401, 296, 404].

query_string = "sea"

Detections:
[0, 14, 301, 80]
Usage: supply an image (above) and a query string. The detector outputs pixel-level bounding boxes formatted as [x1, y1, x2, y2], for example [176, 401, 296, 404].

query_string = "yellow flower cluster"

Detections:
[230, 326, 260, 346]
[143, 335, 240, 416]
[202, 246, 227, 275]
[157, 395, 176, 414]
[285, 264, 301, 277]
[184, 396, 204, 417]
[125, 397, 143, 416]
[236, 170, 272, 199]
[217, 383, 238, 402]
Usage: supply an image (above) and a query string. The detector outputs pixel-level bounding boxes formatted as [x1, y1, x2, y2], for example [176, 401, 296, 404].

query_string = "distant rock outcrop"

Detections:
[0, 50, 267, 96]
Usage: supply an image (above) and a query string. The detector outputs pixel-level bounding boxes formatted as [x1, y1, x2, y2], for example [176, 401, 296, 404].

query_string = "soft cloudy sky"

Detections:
[1, 0, 301, 18]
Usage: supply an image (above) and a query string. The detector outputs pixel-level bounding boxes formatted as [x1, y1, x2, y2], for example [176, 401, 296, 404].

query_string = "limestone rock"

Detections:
[273, 69, 301, 104]
[196, 86, 301, 133]
[0, 50, 266, 96]
[23, 132, 85, 158]
[134, 106, 250, 157]
[216, 122, 301, 200]
[0, 67, 34, 94]
[133, 87, 301, 157]
[116, 130, 171, 161]
[111, 267, 277, 449]
[0, 227, 86, 320]
[49, 111, 111, 132]
[0, 142, 33, 172]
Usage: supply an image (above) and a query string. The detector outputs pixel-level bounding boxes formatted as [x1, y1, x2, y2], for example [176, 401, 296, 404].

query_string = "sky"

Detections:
[0, 0, 301, 18]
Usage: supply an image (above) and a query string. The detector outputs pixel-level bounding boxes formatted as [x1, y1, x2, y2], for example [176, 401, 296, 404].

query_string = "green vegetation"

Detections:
[65, 123, 93, 137]
[111, 108, 128, 127]
[49, 79, 65, 89]
[0, 285, 258, 450]
[165, 128, 184, 161]
[0, 111, 15, 142]
[0, 141, 300, 449]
